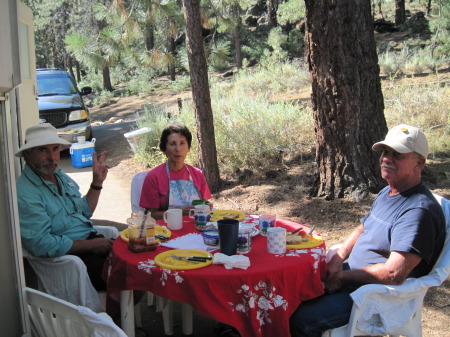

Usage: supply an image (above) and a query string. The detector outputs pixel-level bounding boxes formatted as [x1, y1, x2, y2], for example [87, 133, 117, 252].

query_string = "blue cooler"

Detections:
[70, 138, 96, 168]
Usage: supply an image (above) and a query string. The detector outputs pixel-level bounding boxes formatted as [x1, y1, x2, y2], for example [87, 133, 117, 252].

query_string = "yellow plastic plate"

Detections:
[210, 210, 246, 222]
[286, 234, 324, 249]
[154, 249, 213, 270]
[120, 226, 172, 243]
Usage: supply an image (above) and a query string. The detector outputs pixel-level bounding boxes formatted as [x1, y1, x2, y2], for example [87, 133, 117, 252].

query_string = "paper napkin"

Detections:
[213, 253, 250, 270]
[160, 233, 219, 252]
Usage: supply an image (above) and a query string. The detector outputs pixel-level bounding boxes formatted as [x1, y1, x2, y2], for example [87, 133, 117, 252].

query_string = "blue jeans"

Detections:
[289, 264, 357, 337]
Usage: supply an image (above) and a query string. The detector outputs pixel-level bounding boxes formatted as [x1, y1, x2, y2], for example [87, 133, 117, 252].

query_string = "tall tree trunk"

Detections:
[426, 0, 432, 16]
[102, 66, 113, 91]
[304, 0, 387, 200]
[232, 4, 243, 69]
[168, 36, 176, 81]
[145, 23, 154, 50]
[267, 0, 278, 28]
[395, 0, 406, 25]
[75, 60, 81, 83]
[182, 0, 220, 192]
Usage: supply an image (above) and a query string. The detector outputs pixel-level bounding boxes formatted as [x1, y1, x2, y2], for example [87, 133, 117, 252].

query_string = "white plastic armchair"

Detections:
[322, 194, 450, 337]
[24, 225, 120, 313]
[130, 171, 193, 335]
[26, 287, 127, 337]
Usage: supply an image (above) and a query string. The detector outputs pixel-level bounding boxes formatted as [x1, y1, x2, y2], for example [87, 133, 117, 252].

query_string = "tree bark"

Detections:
[304, 0, 387, 200]
[267, 0, 278, 28]
[395, 0, 406, 25]
[145, 24, 155, 51]
[181, 0, 221, 192]
[232, 4, 243, 69]
[102, 66, 113, 91]
[168, 36, 176, 81]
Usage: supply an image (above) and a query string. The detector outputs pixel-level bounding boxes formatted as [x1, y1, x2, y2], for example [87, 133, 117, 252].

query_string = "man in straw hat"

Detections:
[290, 124, 446, 337]
[16, 123, 112, 291]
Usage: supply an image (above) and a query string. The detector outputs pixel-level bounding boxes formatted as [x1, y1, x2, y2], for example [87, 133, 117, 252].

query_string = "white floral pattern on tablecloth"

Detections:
[138, 259, 185, 286]
[229, 280, 287, 329]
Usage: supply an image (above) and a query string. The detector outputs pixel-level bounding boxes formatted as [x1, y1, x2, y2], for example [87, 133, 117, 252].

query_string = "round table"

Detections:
[105, 217, 326, 337]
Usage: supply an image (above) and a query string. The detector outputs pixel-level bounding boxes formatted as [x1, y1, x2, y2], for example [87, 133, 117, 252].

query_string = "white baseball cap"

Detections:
[15, 123, 71, 157]
[372, 124, 428, 158]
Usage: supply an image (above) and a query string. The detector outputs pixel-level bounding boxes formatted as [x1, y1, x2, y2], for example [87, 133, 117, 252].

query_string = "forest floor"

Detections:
[88, 31, 450, 336]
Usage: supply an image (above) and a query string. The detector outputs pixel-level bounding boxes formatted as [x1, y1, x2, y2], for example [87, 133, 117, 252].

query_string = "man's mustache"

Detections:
[381, 163, 396, 170]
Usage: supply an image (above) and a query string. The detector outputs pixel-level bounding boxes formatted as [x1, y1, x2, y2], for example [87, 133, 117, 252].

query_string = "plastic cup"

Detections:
[217, 219, 239, 256]
[267, 227, 286, 254]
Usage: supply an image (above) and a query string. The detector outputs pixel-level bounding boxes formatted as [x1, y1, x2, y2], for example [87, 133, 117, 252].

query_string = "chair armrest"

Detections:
[349, 280, 429, 335]
[94, 225, 120, 239]
[326, 244, 342, 263]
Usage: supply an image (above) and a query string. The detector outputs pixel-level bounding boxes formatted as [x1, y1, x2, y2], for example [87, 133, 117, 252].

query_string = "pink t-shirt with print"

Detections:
[139, 163, 212, 211]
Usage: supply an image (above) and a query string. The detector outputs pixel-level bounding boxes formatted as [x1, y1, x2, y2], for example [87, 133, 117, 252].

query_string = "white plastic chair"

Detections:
[24, 225, 120, 313]
[26, 287, 127, 337]
[131, 171, 193, 335]
[322, 194, 450, 337]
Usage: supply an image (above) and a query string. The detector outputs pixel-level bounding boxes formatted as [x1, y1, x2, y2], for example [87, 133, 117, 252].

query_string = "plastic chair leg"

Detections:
[135, 303, 142, 328]
[147, 292, 154, 306]
[181, 303, 193, 335]
[162, 300, 174, 335]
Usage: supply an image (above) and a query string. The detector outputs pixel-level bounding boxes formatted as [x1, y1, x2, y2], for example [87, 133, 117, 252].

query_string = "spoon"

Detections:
[303, 226, 316, 242]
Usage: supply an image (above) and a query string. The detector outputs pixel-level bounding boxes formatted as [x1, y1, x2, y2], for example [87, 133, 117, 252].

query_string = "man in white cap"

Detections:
[16, 123, 112, 291]
[290, 124, 446, 337]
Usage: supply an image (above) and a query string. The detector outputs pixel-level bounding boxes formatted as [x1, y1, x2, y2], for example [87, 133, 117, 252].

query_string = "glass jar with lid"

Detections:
[126, 211, 157, 253]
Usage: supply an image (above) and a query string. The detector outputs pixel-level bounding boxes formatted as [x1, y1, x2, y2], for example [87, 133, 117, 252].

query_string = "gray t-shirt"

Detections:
[348, 183, 445, 277]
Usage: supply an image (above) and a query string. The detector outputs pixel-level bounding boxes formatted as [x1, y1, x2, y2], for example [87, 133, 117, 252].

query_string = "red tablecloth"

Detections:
[105, 217, 326, 337]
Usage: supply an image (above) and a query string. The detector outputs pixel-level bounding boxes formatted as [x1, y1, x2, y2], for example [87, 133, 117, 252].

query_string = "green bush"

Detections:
[126, 69, 157, 97]
[208, 40, 231, 72]
[134, 61, 314, 175]
[401, 12, 430, 35]
[383, 81, 450, 154]
[133, 104, 197, 168]
[168, 75, 191, 93]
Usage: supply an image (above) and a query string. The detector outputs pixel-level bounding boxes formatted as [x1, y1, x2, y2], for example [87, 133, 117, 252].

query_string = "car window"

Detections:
[37, 74, 78, 96]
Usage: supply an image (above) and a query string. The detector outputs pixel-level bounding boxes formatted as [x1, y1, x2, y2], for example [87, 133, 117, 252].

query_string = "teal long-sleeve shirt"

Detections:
[17, 164, 96, 257]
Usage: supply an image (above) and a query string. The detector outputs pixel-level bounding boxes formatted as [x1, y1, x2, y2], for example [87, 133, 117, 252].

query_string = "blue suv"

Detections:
[37, 68, 93, 142]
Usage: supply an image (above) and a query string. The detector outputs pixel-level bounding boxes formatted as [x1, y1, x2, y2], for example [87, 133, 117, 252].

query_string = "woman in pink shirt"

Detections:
[139, 122, 212, 219]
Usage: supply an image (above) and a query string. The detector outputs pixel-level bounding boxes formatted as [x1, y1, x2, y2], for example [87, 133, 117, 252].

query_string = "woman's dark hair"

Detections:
[159, 122, 192, 151]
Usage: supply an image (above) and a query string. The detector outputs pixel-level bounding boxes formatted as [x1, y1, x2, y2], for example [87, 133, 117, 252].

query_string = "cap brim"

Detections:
[372, 141, 413, 154]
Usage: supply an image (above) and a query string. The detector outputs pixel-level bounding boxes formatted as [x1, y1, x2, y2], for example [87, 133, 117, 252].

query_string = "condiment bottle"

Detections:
[127, 211, 157, 253]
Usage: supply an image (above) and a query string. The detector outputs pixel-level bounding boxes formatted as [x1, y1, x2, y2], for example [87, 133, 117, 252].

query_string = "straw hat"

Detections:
[15, 123, 71, 157]
[372, 124, 428, 158]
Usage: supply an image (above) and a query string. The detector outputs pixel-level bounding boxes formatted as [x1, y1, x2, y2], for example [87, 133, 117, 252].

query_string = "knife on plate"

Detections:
[171, 255, 211, 262]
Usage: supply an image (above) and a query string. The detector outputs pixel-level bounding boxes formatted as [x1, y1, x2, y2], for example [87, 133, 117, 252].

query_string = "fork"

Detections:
[171, 255, 209, 262]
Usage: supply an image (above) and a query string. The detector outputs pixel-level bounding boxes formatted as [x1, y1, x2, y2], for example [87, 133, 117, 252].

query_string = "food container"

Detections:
[127, 211, 157, 253]
[69, 139, 96, 168]
[201, 230, 220, 246]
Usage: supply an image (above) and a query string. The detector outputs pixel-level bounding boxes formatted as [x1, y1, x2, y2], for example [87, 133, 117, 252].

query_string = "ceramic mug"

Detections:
[259, 213, 276, 236]
[189, 204, 211, 231]
[163, 208, 183, 230]
[237, 225, 253, 254]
